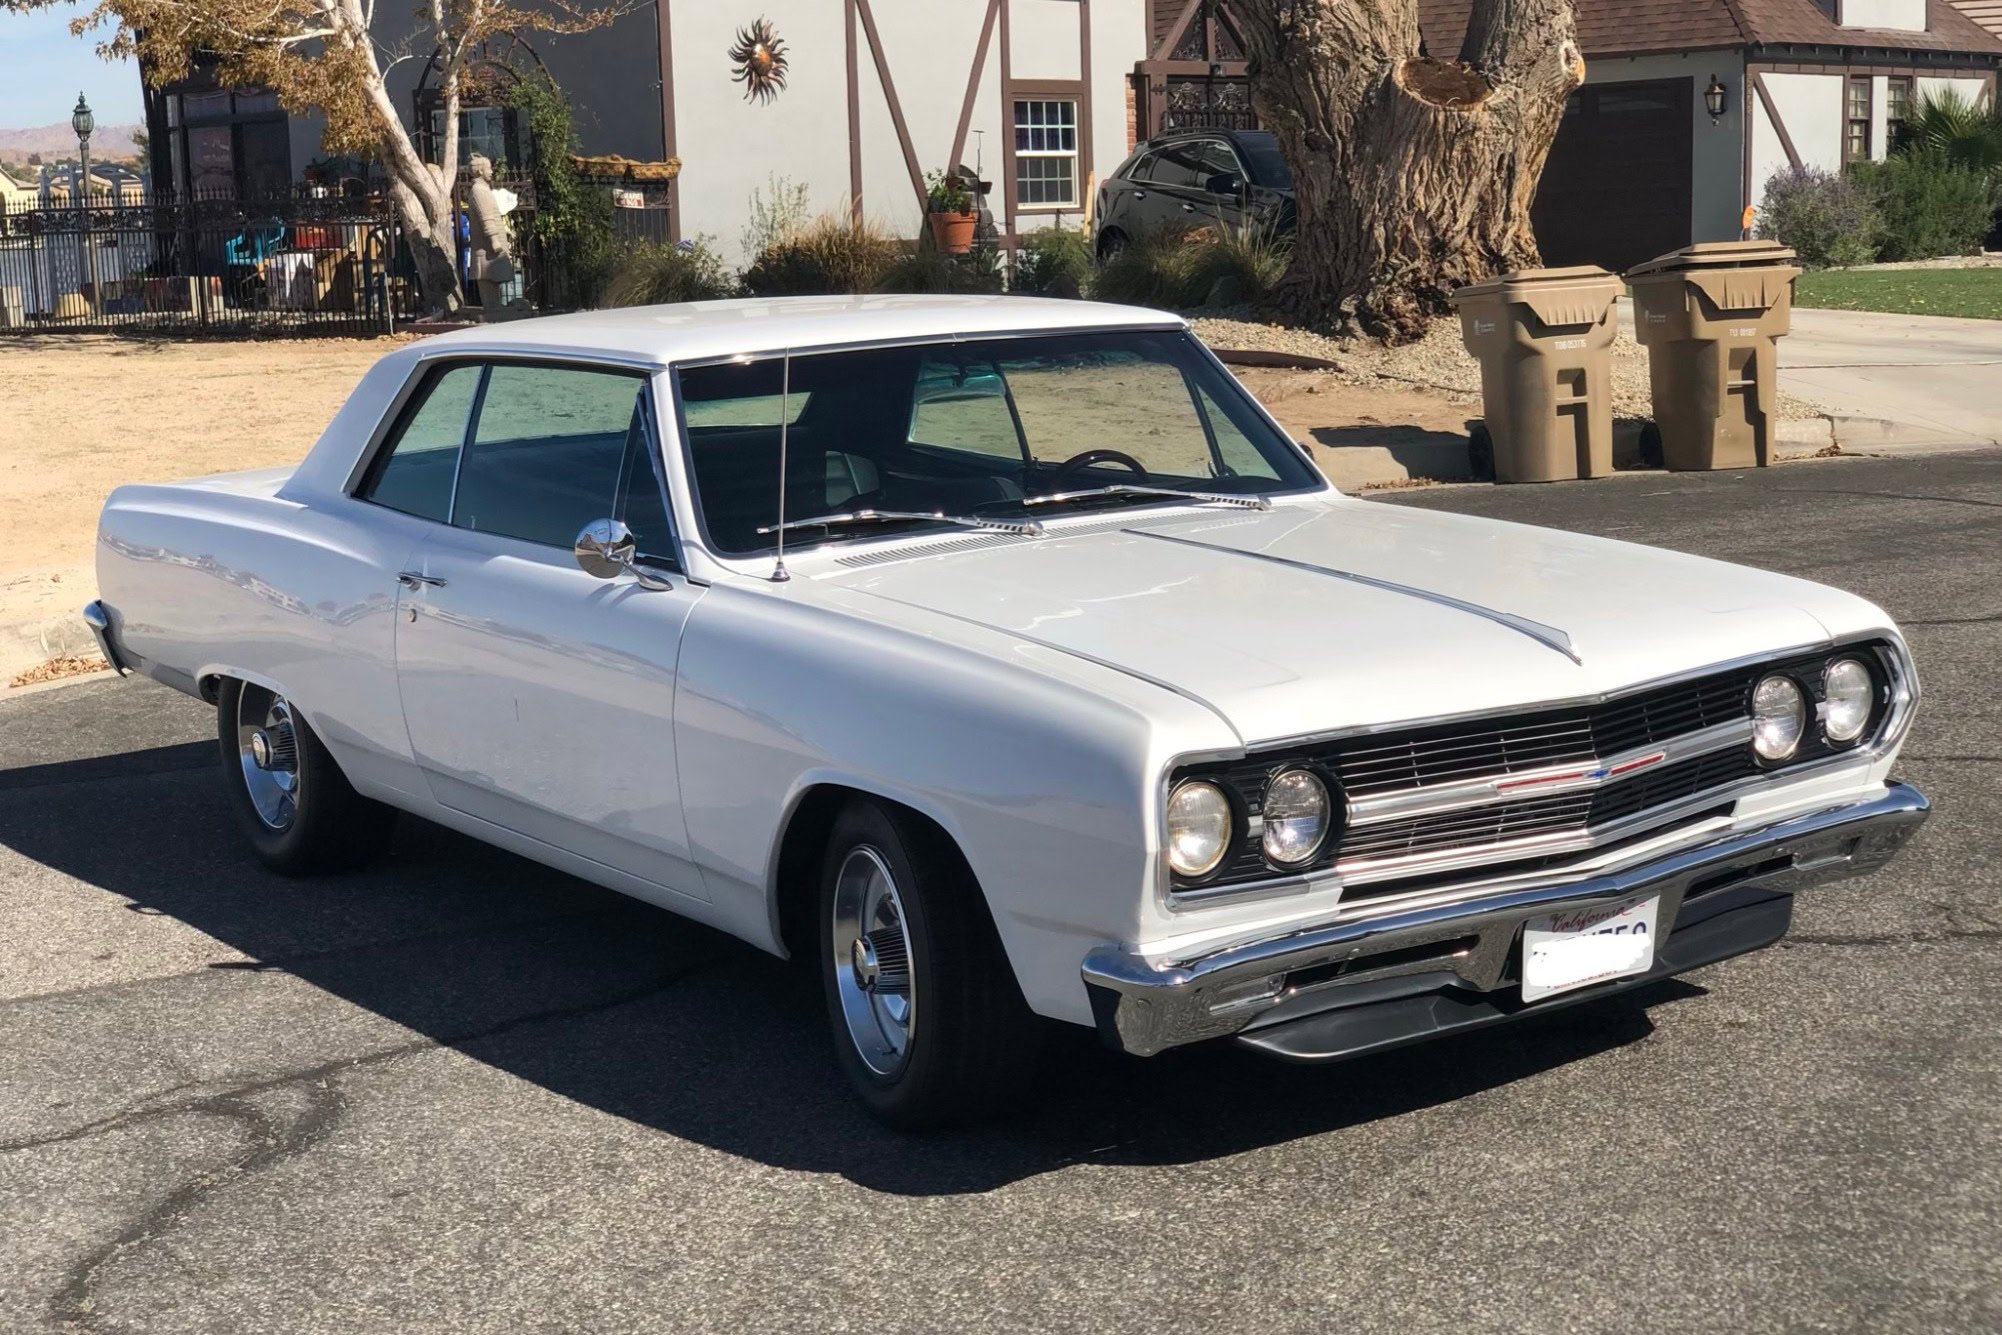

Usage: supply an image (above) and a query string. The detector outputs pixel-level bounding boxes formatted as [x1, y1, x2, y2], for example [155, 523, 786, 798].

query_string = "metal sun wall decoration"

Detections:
[729, 18, 790, 105]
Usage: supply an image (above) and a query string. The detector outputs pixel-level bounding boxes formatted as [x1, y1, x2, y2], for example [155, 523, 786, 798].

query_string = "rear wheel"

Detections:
[1096, 228, 1128, 264]
[1466, 422, 1496, 482]
[819, 800, 1041, 1129]
[216, 677, 395, 875]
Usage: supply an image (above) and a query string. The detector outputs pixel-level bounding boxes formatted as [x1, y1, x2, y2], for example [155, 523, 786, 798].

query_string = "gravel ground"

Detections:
[1848, 254, 2002, 271]
[1192, 311, 1825, 421]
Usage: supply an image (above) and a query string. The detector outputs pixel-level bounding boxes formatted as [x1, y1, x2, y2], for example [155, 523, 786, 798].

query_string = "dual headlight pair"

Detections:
[1751, 656, 1878, 762]
[1167, 767, 1331, 879]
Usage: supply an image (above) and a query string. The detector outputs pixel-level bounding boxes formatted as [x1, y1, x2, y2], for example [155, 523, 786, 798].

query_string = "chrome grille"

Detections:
[1333, 670, 1755, 798]
[1338, 749, 1758, 871]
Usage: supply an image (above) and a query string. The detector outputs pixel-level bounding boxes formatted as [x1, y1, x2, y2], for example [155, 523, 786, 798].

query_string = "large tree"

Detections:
[12, 0, 630, 312]
[1219, 0, 1584, 341]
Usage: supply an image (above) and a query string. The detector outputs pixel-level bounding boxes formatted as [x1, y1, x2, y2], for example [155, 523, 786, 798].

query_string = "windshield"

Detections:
[1235, 132, 1293, 190]
[675, 329, 1321, 556]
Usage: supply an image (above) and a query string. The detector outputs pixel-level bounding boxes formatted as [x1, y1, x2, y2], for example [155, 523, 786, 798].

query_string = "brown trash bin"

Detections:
[1450, 266, 1623, 483]
[1625, 240, 1801, 471]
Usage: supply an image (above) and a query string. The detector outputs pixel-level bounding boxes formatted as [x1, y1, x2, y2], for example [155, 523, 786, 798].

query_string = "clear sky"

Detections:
[0, 9, 142, 130]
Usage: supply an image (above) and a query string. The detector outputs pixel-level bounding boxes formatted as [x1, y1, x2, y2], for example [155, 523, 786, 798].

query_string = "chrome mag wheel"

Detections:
[831, 845, 917, 1078]
[236, 684, 300, 832]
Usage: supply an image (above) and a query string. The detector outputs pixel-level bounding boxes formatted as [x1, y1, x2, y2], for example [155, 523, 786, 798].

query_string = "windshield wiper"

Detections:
[1021, 484, 1272, 513]
[756, 509, 1044, 538]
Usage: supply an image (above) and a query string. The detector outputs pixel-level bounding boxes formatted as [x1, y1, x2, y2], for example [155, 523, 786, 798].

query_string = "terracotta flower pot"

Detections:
[927, 210, 978, 255]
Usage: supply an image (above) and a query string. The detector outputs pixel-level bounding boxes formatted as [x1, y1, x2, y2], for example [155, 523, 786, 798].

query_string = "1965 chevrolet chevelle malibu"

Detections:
[87, 296, 1927, 1127]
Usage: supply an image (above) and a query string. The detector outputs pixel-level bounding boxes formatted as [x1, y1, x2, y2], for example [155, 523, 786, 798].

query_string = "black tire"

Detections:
[1466, 422, 1497, 482]
[818, 800, 1042, 1129]
[216, 677, 395, 875]
[1096, 229, 1128, 264]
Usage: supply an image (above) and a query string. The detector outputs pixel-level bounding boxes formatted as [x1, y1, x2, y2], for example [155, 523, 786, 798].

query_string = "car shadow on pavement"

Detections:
[1, 735, 1701, 1198]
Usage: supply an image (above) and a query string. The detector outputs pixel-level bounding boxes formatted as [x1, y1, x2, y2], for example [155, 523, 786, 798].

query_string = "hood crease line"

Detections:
[1128, 529, 1585, 666]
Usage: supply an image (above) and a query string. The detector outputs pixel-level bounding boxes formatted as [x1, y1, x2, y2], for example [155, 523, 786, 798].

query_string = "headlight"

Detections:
[1823, 658, 1874, 744]
[1166, 780, 1232, 877]
[1752, 674, 1806, 761]
[1261, 768, 1331, 866]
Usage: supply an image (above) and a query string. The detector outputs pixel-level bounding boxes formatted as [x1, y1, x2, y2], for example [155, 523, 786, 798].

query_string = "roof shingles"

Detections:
[1417, 0, 2002, 57]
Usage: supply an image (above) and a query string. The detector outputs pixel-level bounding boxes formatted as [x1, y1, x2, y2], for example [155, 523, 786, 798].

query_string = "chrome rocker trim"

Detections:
[1084, 782, 1929, 1058]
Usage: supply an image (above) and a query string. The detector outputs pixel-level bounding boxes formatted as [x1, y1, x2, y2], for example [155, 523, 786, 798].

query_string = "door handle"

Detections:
[1181, 203, 1196, 212]
[397, 571, 447, 589]
[1132, 190, 1147, 199]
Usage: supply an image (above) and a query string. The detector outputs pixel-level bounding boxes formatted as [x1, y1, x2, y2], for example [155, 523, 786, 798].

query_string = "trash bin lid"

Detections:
[1451, 265, 1620, 327]
[1625, 240, 1797, 278]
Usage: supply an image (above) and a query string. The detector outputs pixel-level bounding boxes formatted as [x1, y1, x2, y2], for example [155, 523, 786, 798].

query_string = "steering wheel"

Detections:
[1048, 449, 1150, 489]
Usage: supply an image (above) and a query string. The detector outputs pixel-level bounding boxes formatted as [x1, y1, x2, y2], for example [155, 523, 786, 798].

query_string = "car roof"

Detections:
[1140, 128, 1275, 149]
[414, 294, 1186, 368]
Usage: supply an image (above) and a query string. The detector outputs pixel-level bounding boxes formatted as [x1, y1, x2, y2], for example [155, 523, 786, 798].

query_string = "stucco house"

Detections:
[133, 1, 2001, 274]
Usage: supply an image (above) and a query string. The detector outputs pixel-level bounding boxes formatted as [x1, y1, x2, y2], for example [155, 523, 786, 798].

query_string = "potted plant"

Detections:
[925, 170, 977, 255]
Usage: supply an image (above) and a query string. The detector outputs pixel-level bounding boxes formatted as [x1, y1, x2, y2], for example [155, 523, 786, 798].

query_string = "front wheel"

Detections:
[216, 677, 395, 875]
[819, 801, 1041, 1129]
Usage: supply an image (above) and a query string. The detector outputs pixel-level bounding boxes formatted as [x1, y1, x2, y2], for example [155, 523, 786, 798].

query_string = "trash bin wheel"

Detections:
[1466, 423, 1496, 482]
[1637, 422, 1664, 470]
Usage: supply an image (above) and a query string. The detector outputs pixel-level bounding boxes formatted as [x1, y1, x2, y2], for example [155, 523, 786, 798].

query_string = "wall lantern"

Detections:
[1704, 75, 1728, 122]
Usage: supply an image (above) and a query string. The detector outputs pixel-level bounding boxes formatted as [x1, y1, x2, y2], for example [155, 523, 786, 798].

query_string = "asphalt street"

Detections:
[2, 451, 1999, 1333]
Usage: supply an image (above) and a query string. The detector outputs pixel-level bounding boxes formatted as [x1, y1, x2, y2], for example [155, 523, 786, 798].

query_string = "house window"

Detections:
[1846, 77, 1871, 161]
[1885, 76, 1913, 149]
[1014, 99, 1077, 208]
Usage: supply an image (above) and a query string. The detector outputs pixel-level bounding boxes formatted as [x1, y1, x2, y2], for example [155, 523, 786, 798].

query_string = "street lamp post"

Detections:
[72, 92, 99, 318]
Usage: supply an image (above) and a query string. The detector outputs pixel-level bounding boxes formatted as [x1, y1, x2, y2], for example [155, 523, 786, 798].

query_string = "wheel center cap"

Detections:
[249, 730, 273, 769]
[851, 935, 879, 990]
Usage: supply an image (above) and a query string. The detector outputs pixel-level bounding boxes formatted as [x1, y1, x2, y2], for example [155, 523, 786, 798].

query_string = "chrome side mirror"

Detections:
[574, 519, 671, 590]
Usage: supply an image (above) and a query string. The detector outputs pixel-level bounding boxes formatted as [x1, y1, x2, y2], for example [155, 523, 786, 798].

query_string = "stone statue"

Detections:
[465, 153, 517, 314]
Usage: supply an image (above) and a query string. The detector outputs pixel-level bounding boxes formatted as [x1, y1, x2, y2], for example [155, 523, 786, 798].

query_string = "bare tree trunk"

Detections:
[1220, 0, 1584, 342]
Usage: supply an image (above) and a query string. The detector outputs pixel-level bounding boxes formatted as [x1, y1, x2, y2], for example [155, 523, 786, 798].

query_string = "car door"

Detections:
[388, 358, 710, 903]
[1191, 139, 1251, 233]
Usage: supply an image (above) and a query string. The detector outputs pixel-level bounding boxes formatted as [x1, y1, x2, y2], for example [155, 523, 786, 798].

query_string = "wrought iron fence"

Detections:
[0, 189, 422, 335]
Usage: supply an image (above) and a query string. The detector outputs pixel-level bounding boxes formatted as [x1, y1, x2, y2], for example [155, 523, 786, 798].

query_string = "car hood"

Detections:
[823, 500, 1882, 744]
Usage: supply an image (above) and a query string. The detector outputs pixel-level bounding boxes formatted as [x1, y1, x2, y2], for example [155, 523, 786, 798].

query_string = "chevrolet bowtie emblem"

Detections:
[1493, 750, 1668, 793]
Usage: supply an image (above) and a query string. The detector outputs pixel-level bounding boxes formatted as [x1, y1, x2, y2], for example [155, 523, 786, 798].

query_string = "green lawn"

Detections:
[1793, 267, 2002, 319]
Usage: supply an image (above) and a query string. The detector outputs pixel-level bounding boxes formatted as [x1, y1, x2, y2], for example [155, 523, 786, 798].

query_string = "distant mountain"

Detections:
[0, 122, 144, 162]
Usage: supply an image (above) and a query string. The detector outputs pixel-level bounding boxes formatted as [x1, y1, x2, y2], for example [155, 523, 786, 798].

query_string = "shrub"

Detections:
[741, 213, 900, 295]
[877, 228, 1005, 294]
[1180, 217, 1290, 308]
[1852, 150, 2001, 262]
[1011, 225, 1093, 297]
[740, 174, 812, 261]
[601, 237, 736, 306]
[1757, 165, 1881, 268]
[1092, 217, 1290, 309]
[506, 76, 617, 307]
[1092, 225, 1198, 307]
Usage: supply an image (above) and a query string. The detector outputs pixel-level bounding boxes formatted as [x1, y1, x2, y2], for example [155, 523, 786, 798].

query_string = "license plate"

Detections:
[1521, 894, 1660, 1003]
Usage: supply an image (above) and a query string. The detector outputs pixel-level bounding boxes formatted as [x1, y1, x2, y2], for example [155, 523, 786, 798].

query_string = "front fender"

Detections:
[673, 580, 1233, 1025]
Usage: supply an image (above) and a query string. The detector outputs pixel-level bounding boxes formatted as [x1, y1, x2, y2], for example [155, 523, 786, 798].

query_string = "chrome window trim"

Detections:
[1157, 635, 1917, 913]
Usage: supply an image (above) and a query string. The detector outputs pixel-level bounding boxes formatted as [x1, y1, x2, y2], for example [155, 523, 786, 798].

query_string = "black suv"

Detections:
[1091, 128, 1295, 261]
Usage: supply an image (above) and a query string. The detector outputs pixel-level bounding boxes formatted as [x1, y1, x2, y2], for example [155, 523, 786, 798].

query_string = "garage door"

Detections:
[1532, 79, 1693, 275]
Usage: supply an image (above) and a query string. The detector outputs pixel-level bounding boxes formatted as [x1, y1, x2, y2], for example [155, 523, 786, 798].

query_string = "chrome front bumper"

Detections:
[1081, 783, 1929, 1059]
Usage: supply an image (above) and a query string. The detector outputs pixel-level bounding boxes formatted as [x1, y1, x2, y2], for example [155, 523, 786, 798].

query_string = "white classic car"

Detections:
[87, 296, 1928, 1127]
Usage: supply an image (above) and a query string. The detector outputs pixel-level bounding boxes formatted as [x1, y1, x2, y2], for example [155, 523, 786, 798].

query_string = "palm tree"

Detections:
[1899, 90, 2002, 173]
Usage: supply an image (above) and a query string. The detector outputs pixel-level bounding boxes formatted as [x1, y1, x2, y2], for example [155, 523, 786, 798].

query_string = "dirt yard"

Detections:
[0, 331, 1474, 685]
[0, 335, 399, 682]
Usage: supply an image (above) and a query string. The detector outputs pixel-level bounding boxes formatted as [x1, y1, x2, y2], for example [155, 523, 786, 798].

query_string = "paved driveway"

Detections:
[1777, 306, 2002, 449]
[2, 453, 2000, 1333]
